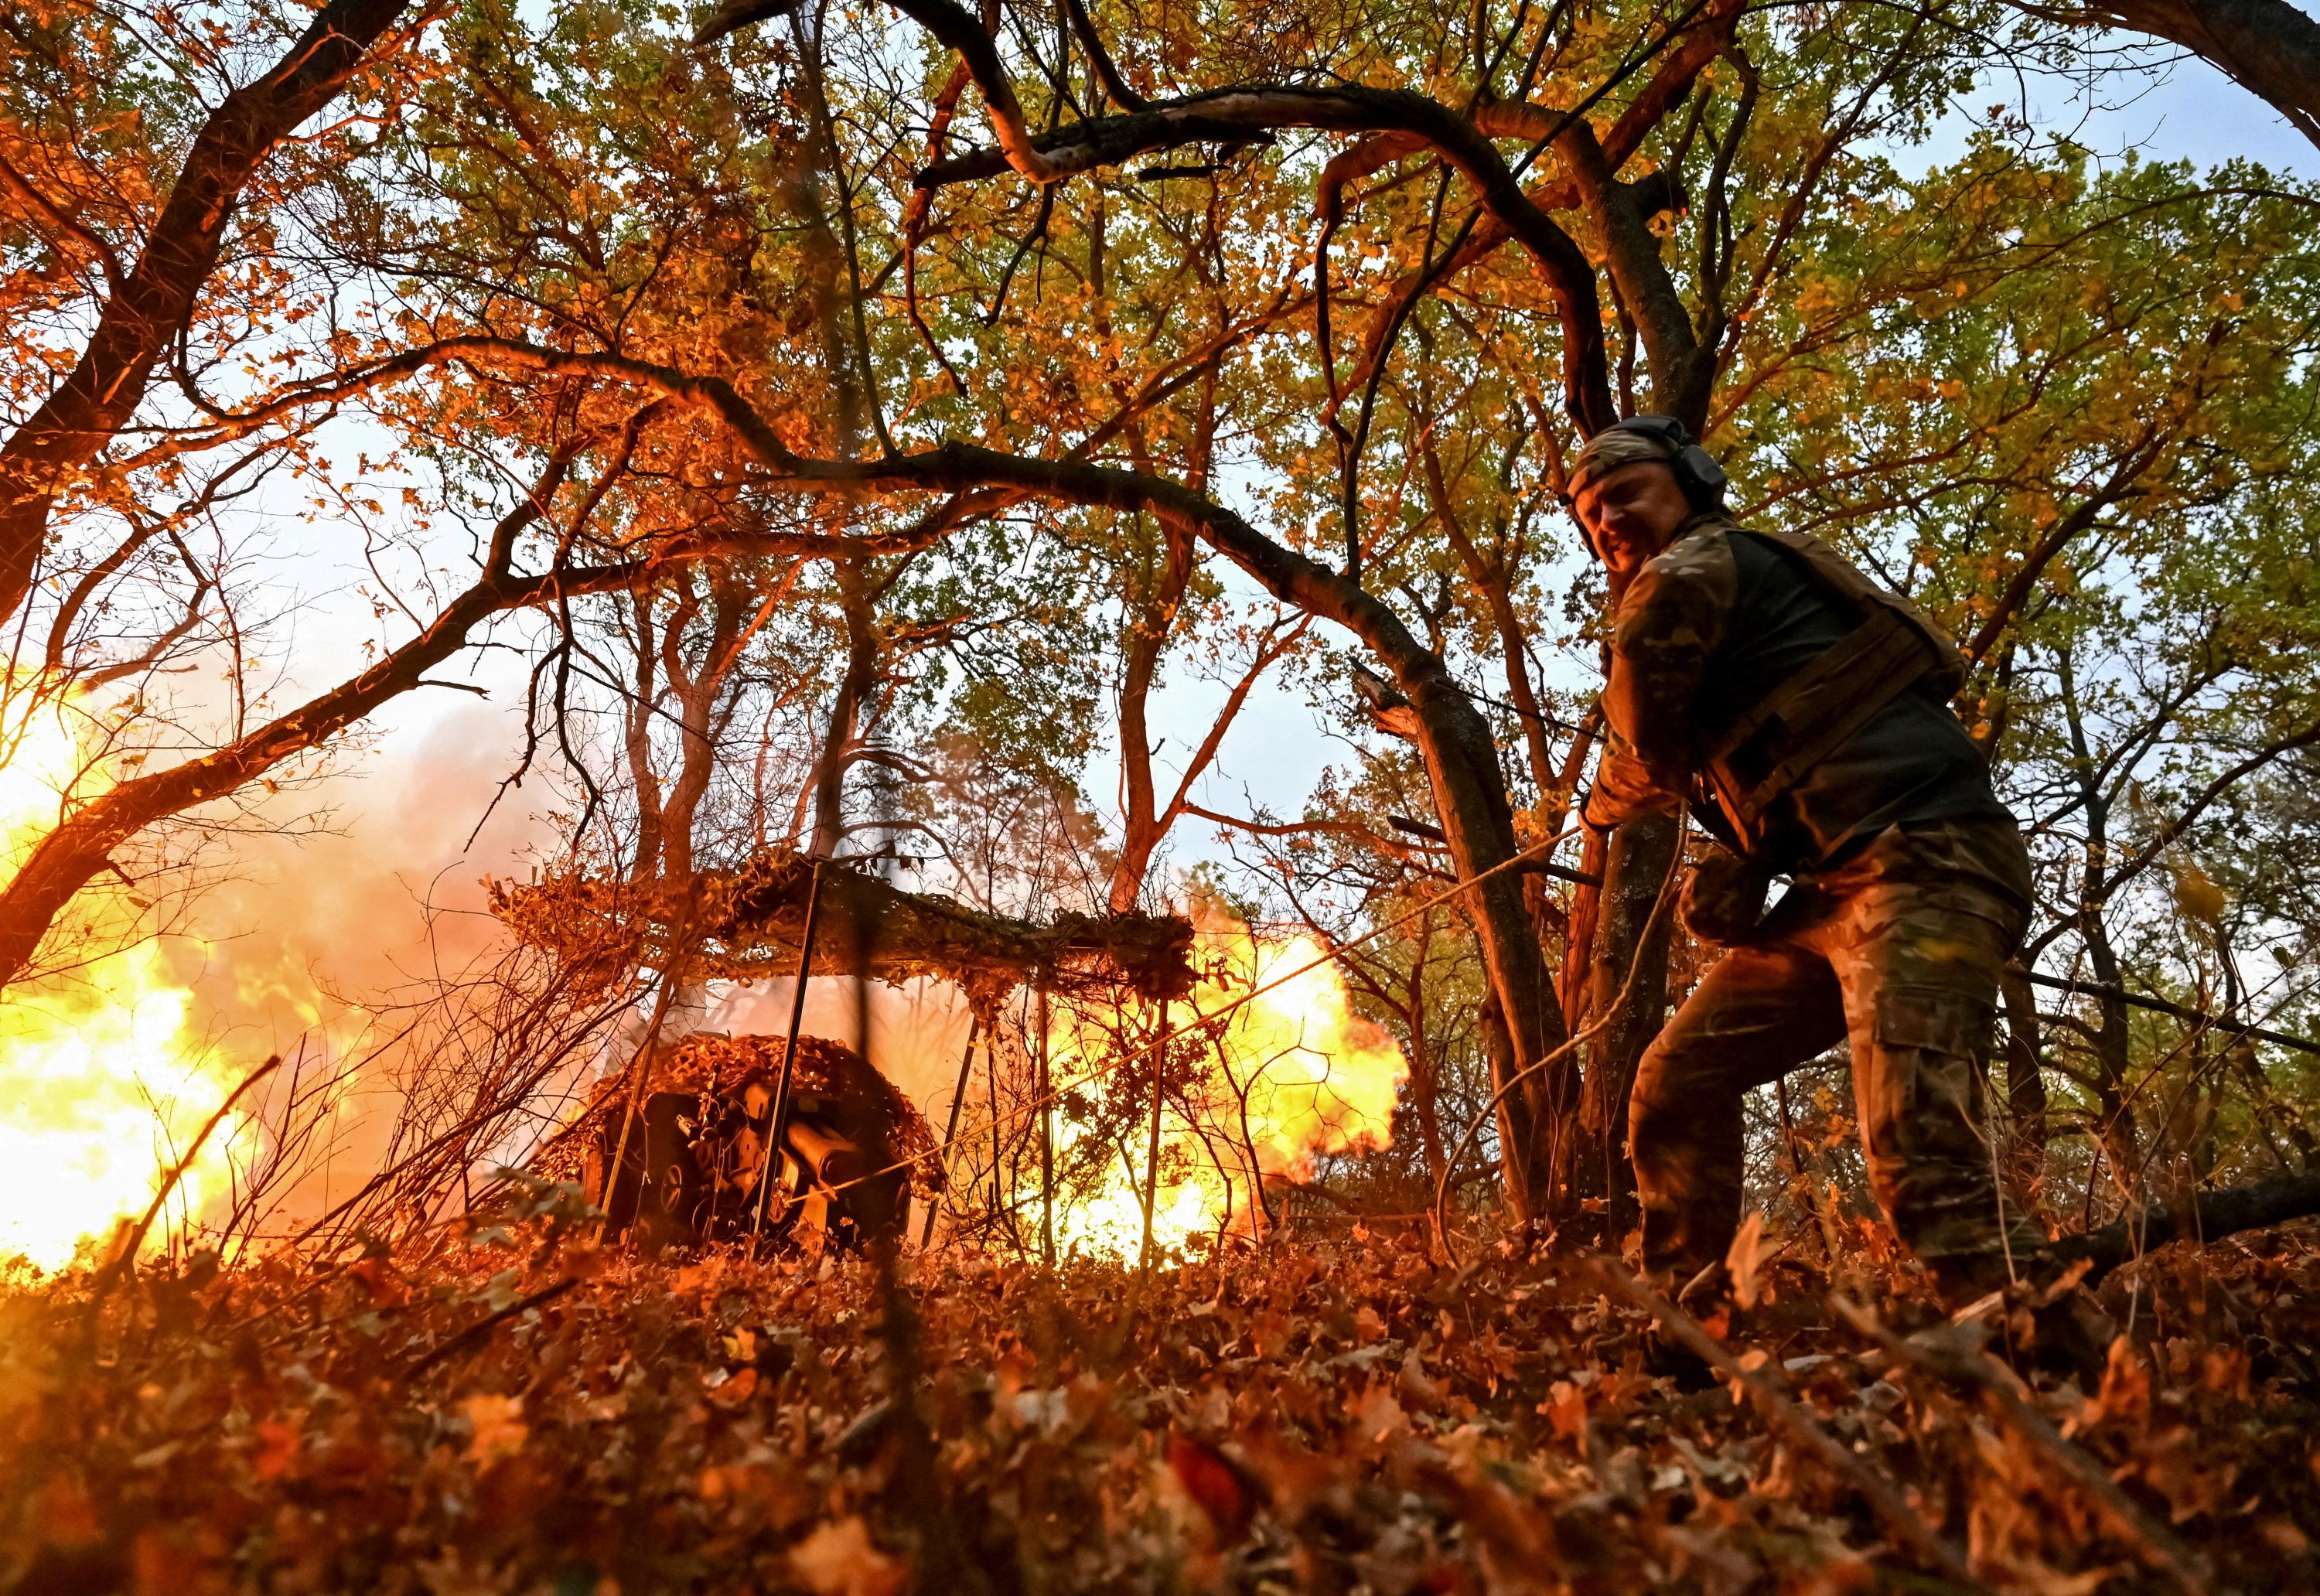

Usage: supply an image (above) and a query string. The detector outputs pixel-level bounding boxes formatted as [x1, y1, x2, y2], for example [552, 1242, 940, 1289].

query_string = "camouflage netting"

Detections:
[490, 848, 1199, 1007]
[528, 1032, 941, 1191]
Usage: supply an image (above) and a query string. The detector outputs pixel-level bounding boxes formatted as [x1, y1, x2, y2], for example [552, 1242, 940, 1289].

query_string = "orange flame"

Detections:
[0, 691, 235, 1271]
[1045, 901, 1406, 1259]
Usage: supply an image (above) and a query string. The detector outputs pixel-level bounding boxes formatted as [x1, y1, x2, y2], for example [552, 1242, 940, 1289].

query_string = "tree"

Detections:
[2023, 0, 2320, 148]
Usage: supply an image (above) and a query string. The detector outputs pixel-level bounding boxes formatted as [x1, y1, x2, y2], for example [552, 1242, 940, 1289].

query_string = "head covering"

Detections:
[1567, 425, 1681, 500]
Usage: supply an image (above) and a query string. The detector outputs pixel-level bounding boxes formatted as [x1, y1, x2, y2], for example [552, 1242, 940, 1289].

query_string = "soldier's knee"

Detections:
[1626, 1085, 1690, 1171]
[1629, 1022, 1722, 1113]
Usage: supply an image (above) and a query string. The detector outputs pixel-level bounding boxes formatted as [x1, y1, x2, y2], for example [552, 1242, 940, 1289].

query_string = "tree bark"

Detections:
[2000, 964, 2052, 1199]
[1571, 812, 1681, 1227]
[1108, 522, 1193, 912]
[809, 561, 880, 857]
[2056, 646, 2142, 1189]
[2069, 0, 2320, 148]
[1558, 826, 1608, 1031]
[2054, 1169, 2320, 1280]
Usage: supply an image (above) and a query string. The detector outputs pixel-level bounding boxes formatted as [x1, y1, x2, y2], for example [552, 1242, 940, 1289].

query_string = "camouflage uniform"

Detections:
[1626, 815, 2042, 1294]
[1584, 496, 2040, 1300]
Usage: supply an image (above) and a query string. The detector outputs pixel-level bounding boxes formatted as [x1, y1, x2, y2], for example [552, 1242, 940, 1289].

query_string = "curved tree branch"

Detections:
[0, 0, 418, 633]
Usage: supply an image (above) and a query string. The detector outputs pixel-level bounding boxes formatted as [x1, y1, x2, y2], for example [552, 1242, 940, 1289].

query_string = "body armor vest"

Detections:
[1699, 525, 1968, 838]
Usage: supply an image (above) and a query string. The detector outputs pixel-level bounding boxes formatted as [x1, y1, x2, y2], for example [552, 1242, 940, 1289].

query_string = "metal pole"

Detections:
[988, 1013, 1008, 1247]
[920, 1016, 980, 1247]
[1139, 1000, 1169, 1276]
[751, 856, 827, 1250]
[1037, 987, 1055, 1267]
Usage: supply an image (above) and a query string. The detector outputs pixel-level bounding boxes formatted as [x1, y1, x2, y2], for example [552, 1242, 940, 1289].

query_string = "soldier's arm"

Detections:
[1585, 530, 1736, 829]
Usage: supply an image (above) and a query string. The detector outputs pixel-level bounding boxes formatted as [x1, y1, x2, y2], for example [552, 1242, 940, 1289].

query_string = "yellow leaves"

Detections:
[1793, 276, 1839, 324]
[789, 1516, 907, 1596]
[460, 1393, 527, 1465]
[2170, 858, 2226, 926]
[1725, 1209, 1771, 1310]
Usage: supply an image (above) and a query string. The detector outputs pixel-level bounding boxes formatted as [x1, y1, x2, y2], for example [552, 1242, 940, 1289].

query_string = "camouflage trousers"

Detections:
[1627, 814, 2043, 1301]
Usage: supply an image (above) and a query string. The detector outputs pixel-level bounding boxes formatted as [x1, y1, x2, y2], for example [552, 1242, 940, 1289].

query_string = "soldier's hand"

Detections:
[1680, 851, 1772, 947]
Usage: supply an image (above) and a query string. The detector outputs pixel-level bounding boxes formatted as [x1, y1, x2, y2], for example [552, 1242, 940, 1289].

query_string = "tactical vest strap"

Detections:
[1699, 526, 1968, 834]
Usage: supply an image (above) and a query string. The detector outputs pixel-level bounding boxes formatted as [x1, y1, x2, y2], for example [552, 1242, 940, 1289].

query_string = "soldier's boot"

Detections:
[1636, 1260, 1731, 1393]
[1943, 1257, 2117, 1382]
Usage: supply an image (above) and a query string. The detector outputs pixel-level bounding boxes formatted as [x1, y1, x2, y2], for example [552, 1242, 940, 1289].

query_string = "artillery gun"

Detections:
[503, 846, 1203, 1253]
[539, 1032, 939, 1253]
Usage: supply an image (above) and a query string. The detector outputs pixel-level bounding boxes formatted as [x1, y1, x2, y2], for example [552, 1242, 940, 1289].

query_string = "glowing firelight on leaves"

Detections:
[1046, 902, 1408, 1260]
[0, 690, 230, 1272]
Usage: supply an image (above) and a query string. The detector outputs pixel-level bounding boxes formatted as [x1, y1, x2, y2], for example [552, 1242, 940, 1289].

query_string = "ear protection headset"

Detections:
[1568, 415, 1729, 560]
[1609, 415, 1728, 511]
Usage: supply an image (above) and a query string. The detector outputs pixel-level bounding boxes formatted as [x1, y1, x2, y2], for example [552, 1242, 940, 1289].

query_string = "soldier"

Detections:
[1570, 415, 2043, 1309]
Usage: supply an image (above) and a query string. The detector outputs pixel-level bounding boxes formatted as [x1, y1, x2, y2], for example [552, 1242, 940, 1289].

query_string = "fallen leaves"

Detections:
[790, 1516, 906, 1596]
[1726, 1209, 1771, 1310]
[2, 1209, 2318, 1593]
[1165, 1431, 1261, 1545]
[459, 1394, 527, 1465]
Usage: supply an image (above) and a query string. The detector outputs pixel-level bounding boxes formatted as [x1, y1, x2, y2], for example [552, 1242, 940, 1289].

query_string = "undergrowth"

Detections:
[5, 1189, 2317, 1594]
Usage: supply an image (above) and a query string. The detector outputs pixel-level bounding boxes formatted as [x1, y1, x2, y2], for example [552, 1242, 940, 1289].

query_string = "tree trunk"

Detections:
[1401, 1025, 1449, 1190]
[2056, 646, 2141, 1196]
[1404, 670, 1568, 1224]
[1108, 522, 1194, 912]
[1571, 812, 1680, 1230]
[809, 563, 879, 857]
[1558, 826, 1609, 1031]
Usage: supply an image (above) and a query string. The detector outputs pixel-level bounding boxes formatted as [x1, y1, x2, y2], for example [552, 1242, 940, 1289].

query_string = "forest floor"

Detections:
[5, 1184, 2319, 1595]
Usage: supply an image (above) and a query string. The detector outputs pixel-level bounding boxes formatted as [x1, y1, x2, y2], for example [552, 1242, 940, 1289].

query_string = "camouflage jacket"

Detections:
[1588, 512, 2004, 871]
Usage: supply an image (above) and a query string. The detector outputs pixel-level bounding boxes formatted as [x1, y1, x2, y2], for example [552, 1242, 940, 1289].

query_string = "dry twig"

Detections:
[1581, 1254, 1986, 1591]
[403, 1277, 578, 1378]
[85, 1053, 285, 1328]
[1830, 1294, 2217, 1595]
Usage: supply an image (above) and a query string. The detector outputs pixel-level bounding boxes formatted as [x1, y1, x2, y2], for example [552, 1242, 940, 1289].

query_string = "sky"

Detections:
[130, 26, 2320, 1089]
